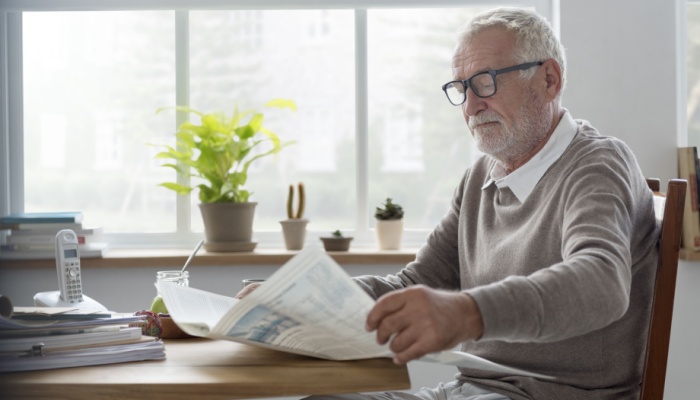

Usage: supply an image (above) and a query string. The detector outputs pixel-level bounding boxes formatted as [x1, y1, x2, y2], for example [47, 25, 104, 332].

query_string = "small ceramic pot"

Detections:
[320, 237, 353, 251]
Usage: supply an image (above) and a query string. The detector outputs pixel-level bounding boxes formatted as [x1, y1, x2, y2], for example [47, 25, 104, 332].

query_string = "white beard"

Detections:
[469, 91, 551, 166]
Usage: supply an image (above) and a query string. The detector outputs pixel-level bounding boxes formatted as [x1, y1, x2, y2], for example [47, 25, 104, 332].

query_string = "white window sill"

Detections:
[0, 248, 418, 269]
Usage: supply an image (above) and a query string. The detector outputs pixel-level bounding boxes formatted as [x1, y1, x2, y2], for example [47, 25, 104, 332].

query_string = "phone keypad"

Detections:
[63, 261, 83, 302]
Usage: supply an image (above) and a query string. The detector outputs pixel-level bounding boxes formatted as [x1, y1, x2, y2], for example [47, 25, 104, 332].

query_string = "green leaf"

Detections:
[248, 113, 264, 133]
[158, 182, 193, 195]
[259, 127, 282, 149]
[159, 163, 188, 175]
[265, 98, 297, 111]
[236, 125, 256, 140]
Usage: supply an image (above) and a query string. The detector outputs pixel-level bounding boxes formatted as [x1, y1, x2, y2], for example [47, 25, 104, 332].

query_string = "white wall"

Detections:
[561, 0, 678, 185]
[560, 0, 698, 398]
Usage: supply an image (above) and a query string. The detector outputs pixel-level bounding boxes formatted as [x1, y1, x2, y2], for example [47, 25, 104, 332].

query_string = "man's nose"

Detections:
[463, 89, 487, 117]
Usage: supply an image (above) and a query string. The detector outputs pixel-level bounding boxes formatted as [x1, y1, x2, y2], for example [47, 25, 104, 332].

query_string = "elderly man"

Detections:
[337, 7, 658, 400]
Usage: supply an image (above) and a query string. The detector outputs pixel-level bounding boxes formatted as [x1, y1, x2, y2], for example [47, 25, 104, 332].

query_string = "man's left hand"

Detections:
[365, 285, 484, 365]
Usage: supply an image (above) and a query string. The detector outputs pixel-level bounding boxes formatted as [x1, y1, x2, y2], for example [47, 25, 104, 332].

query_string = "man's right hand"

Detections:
[365, 285, 484, 365]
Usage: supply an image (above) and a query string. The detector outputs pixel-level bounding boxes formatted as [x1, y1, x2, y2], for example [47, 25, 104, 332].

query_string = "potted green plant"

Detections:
[374, 198, 404, 250]
[320, 230, 353, 252]
[154, 99, 296, 252]
[280, 182, 308, 250]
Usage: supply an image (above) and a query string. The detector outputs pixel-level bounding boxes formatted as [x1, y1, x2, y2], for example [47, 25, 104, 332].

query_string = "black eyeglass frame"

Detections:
[441, 61, 544, 106]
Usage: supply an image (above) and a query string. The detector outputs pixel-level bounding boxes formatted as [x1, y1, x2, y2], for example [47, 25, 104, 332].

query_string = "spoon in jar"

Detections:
[181, 239, 205, 273]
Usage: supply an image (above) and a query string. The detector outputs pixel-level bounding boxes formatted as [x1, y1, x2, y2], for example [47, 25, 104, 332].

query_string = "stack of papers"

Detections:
[0, 310, 165, 372]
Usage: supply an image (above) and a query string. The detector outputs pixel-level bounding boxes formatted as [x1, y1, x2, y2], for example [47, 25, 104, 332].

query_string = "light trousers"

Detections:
[305, 381, 511, 400]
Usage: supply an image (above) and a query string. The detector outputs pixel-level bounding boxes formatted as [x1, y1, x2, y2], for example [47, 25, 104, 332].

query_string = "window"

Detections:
[22, 11, 177, 233]
[1, 1, 552, 248]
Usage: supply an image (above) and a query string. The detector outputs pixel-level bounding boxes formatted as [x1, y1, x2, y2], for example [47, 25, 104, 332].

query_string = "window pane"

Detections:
[689, 3, 700, 147]
[189, 10, 355, 232]
[23, 12, 176, 232]
[367, 8, 491, 230]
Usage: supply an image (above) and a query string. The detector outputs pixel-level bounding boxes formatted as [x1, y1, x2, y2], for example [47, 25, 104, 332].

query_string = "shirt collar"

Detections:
[481, 109, 577, 203]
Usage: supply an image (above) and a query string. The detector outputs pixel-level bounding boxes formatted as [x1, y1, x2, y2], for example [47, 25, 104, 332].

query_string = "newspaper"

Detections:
[158, 245, 551, 379]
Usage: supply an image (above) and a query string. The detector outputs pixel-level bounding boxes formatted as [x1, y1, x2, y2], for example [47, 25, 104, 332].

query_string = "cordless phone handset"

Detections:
[34, 229, 106, 310]
[55, 229, 84, 303]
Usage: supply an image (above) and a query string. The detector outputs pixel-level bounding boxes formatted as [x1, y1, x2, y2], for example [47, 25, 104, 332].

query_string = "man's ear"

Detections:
[541, 58, 562, 101]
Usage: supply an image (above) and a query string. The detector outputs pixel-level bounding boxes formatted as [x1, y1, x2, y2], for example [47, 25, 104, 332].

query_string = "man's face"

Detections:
[451, 27, 551, 164]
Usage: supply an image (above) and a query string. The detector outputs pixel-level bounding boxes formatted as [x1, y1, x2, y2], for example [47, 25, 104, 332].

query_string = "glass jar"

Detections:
[156, 270, 190, 288]
[150, 270, 189, 314]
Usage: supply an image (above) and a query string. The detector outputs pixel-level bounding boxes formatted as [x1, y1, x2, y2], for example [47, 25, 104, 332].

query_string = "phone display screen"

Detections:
[64, 249, 78, 258]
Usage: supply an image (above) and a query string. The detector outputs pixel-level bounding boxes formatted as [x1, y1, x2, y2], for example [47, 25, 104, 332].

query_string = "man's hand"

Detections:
[365, 285, 484, 365]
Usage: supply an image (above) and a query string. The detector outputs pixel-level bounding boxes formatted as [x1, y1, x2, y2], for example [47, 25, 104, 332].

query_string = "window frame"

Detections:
[0, 0, 555, 249]
[685, 0, 700, 149]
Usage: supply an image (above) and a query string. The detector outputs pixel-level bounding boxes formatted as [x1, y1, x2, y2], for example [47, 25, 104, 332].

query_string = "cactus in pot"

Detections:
[280, 182, 308, 250]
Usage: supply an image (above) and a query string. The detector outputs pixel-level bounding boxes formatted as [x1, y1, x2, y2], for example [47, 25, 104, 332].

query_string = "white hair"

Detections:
[457, 8, 567, 101]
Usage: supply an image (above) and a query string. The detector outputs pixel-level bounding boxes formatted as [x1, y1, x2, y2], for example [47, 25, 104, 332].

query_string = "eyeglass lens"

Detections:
[444, 72, 496, 105]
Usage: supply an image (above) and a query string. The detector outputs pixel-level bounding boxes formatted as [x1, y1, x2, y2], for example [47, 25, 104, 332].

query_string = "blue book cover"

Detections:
[0, 212, 83, 225]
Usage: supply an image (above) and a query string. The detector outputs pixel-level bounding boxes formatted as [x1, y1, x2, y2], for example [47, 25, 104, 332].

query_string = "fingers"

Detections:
[365, 286, 483, 365]
[391, 338, 429, 365]
[366, 286, 435, 358]
[386, 323, 425, 364]
[365, 292, 407, 339]
[234, 282, 262, 299]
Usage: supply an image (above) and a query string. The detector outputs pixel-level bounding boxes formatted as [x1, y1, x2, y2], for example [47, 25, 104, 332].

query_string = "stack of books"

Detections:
[0, 211, 108, 260]
[0, 307, 165, 372]
[678, 147, 700, 252]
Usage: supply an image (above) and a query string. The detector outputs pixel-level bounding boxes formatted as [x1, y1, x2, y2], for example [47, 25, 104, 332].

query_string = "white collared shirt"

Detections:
[481, 110, 578, 203]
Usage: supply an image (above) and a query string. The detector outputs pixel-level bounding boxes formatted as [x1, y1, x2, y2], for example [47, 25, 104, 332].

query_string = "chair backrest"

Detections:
[640, 178, 687, 400]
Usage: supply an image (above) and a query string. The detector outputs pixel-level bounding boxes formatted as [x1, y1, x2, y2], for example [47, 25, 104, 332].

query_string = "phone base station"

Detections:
[34, 290, 108, 311]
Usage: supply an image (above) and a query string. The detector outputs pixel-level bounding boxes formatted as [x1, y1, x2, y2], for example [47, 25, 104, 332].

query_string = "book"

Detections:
[0, 212, 83, 225]
[0, 313, 147, 337]
[158, 245, 551, 379]
[677, 147, 700, 250]
[0, 243, 109, 260]
[10, 306, 112, 321]
[5, 232, 102, 246]
[0, 338, 164, 372]
[7, 226, 102, 236]
[0, 222, 84, 231]
[1, 242, 108, 252]
[0, 327, 144, 353]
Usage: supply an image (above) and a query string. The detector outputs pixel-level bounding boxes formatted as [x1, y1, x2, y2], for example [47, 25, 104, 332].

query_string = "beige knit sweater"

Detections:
[356, 120, 659, 400]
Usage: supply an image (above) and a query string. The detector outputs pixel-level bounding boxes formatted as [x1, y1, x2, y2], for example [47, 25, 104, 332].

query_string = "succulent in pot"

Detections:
[320, 230, 353, 252]
[374, 198, 404, 250]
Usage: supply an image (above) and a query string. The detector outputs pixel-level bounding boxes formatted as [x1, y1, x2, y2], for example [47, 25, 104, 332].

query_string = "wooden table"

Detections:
[0, 338, 411, 399]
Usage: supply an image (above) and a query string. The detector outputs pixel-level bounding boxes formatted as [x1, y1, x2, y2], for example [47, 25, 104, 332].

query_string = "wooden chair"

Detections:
[640, 178, 687, 400]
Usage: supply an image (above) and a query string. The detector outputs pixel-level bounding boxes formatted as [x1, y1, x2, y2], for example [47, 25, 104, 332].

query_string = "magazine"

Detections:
[158, 245, 551, 379]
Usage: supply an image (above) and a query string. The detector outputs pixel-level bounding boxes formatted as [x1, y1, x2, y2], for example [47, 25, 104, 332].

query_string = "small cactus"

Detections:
[332, 229, 343, 238]
[375, 198, 404, 220]
[287, 182, 305, 219]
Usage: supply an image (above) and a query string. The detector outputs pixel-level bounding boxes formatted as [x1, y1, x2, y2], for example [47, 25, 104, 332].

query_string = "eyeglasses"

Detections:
[441, 61, 544, 106]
